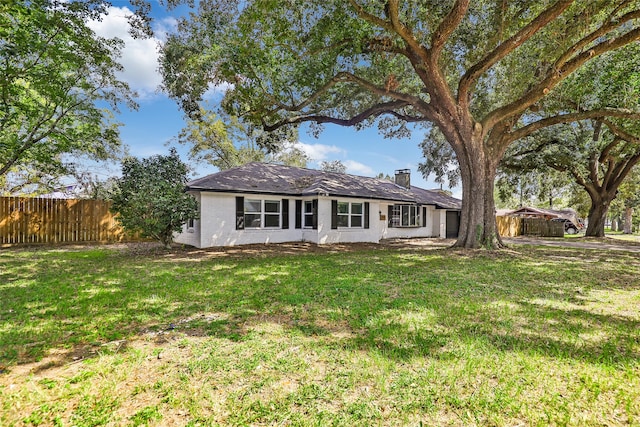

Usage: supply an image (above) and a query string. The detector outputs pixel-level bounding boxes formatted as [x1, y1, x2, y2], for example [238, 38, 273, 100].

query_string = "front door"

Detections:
[446, 211, 460, 238]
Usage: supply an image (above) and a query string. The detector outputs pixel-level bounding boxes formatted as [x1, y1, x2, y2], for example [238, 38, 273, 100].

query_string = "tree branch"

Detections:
[484, 14, 640, 132]
[458, 0, 571, 108]
[430, 0, 469, 58]
[262, 100, 417, 131]
[264, 71, 434, 124]
[554, 7, 640, 69]
[385, 0, 429, 59]
[347, 0, 393, 31]
[601, 119, 640, 144]
[507, 109, 640, 143]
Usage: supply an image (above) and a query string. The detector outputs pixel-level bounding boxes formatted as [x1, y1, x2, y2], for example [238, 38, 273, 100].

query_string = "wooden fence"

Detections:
[522, 218, 564, 237]
[497, 216, 523, 237]
[0, 197, 140, 245]
[496, 215, 565, 238]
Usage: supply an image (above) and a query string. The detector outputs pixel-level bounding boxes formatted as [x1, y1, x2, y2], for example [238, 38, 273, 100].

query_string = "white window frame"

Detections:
[391, 204, 420, 227]
[244, 199, 281, 229]
[337, 201, 364, 228]
[304, 200, 314, 228]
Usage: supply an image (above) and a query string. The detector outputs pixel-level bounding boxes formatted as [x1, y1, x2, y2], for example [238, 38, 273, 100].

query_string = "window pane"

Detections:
[304, 214, 314, 227]
[338, 202, 349, 214]
[245, 214, 261, 228]
[391, 205, 401, 227]
[402, 205, 409, 226]
[337, 215, 349, 227]
[305, 201, 313, 212]
[265, 214, 280, 227]
[264, 200, 280, 213]
[351, 215, 362, 227]
[351, 203, 362, 214]
[410, 206, 417, 226]
[245, 199, 261, 213]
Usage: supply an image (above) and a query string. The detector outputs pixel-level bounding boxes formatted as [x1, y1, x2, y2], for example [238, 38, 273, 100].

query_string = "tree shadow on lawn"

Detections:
[1, 244, 639, 374]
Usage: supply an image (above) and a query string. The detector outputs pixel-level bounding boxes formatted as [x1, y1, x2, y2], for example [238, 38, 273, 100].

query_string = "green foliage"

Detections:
[496, 165, 573, 209]
[320, 160, 347, 174]
[418, 127, 460, 189]
[0, 0, 137, 180]
[178, 107, 308, 170]
[110, 149, 198, 248]
[159, 0, 640, 248]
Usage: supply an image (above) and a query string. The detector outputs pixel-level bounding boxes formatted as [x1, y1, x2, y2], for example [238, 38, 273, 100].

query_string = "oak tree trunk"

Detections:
[585, 197, 613, 237]
[453, 136, 503, 249]
[624, 207, 633, 234]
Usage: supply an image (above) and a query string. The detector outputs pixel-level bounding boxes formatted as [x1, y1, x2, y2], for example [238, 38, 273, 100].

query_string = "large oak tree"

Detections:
[500, 40, 640, 237]
[160, 0, 640, 248]
[0, 0, 142, 188]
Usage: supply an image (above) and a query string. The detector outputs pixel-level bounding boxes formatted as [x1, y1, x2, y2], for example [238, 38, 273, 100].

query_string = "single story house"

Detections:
[174, 162, 462, 248]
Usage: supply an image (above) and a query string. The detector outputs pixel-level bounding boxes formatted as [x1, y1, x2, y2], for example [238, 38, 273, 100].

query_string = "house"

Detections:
[174, 162, 462, 248]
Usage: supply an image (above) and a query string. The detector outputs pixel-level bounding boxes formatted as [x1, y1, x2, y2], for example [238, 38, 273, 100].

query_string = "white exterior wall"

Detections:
[316, 197, 380, 244]
[434, 209, 447, 238]
[198, 192, 304, 248]
[174, 192, 201, 247]
[173, 191, 458, 248]
[379, 203, 442, 239]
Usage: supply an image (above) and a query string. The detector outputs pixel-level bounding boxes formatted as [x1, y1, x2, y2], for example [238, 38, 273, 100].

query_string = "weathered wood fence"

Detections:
[0, 197, 139, 245]
[496, 216, 564, 237]
[497, 216, 523, 237]
[497, 216, 565, 237]
[522, 218, 564, 237]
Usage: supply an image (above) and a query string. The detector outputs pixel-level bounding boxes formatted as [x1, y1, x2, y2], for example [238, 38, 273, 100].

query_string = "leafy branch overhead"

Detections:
[0, 0, 141, 183]
[160, 0, 640, 248]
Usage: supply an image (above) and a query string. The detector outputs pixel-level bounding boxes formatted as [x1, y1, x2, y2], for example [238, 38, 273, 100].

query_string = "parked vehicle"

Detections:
[551, 218, 582, 234]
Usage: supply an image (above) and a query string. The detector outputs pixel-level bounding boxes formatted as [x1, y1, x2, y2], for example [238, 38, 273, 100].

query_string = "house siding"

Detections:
[174, 192, 456, 248]
[380, 203, 444, 240]
[174, 192, 202, 247]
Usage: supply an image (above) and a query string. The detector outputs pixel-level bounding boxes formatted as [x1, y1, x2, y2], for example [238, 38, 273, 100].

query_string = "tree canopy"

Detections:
[160, 0, 640, 248]
[110, 149, 198, 249]
[178, 107, 309, 170]
[0, 0, 139, 184]
[320, 160, 347, 174]
[500, 40, 640, 236]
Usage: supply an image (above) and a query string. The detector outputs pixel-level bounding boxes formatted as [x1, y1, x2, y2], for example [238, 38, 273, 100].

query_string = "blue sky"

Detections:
[94, 1, 455, 194]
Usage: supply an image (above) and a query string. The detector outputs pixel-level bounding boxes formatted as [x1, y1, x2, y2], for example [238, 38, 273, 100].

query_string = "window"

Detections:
[244, 199, 281, 229]
[264, 200, 280, 228]
[244, 199, 262, 228]
[337, 202, 350, 227]
[390, 204, 420, 227]
[304, 200, 314, 227]
[351, 203, 363, 227]
[186, 218, 195, 232]
[337, 202, 363, 228]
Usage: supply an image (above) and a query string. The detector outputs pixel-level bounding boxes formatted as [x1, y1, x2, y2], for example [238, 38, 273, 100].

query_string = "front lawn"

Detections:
[1, 243, 639, 426]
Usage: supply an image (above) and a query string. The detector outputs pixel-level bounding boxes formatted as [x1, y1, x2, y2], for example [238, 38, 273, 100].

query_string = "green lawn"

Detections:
[1, 243, 639, 426]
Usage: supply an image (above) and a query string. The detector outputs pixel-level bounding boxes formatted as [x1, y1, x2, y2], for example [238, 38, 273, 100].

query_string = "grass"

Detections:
[1, 242, 639, 426]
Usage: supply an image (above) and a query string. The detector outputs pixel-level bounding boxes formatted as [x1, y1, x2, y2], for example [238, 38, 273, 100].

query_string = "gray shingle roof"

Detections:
[187, 162, 461, 209]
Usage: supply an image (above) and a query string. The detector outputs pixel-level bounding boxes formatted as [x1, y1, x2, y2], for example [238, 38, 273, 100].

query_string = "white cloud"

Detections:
[295, 142, 345, 161]
[88, 6, 163, 97]
[343, 160, 375, 176]
[202, 82, 235, 100]
[153, 17, 178, 41]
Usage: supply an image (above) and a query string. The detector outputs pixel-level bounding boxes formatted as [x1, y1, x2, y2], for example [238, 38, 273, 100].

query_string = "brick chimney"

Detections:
[395, 169, 411, 189]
